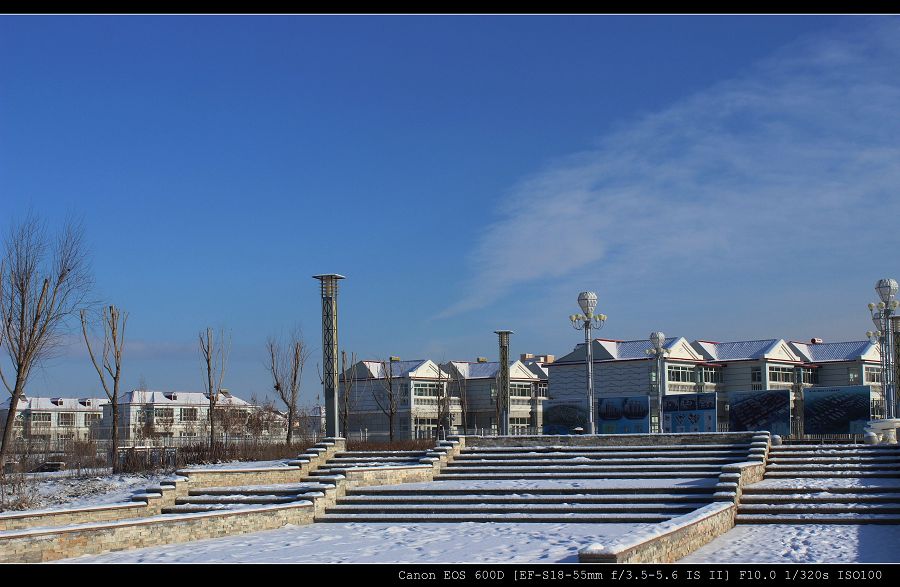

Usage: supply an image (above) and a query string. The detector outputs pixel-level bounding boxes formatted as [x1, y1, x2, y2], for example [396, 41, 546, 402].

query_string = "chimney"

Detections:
[810, 338, 823, 345]
[520, 353, 534, 361]
[476, 357, 488, 363]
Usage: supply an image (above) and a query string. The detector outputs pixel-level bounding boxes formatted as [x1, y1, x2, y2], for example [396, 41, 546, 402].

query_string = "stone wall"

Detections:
[579, 502, 736, 563]
[342, 465, 434, 489]
[0, 502, 315, 563]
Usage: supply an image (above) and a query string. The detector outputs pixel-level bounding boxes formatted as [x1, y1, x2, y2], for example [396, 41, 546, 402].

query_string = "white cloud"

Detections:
[441, 20, 900, 318]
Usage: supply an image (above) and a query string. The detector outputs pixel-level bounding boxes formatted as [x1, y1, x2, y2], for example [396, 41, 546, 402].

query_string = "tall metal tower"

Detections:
[495, 330, 513, 436]
[313, 274, 345, 437]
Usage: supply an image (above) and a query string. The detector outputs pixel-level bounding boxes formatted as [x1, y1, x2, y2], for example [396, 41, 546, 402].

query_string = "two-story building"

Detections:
[0, 396, 108, 446]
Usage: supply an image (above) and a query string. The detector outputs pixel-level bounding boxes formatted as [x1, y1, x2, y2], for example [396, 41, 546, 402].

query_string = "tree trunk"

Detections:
[0, 379, 25, 473]
[389, 412, 395, 441]
[111, 402, 120, 473]
[209, 399, 216, 452]
[286, 406, 294, 446]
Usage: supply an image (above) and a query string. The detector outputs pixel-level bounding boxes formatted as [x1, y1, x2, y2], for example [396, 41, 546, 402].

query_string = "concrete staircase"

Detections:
[317, 435, 759, 524]
[161, 481, 332, 514]
[434, 443, 752, 480]
[308, 450, 431, 477]
[736, 443, 900, 524]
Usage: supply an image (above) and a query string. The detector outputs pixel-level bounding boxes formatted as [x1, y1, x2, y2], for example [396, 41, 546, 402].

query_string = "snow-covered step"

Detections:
[177, 494, 320, 505]
[162, 502, 313, 514]
[764, 470, 900, 478]
[435, 471, 723, 480]
[349, 484, 717, 496]
[339, 493, 715, 504]
[743, 485, 900, 495]
[741, 493, 900, 504]
[453, 450, 749, 460]
[317, 512, 674, 523]
[462, 443, 752, 453]
[327, 502, 705, 514]
[189, 483, 334, 496]
[771, 444, 899, 451]
[768, 456, 900, 464]
[738, 503, 900, 514]
[447, 457, 741, 466]
[766, 462, 900, 470]
[442, 464, 727, 473]
[736, 513, 900, 524]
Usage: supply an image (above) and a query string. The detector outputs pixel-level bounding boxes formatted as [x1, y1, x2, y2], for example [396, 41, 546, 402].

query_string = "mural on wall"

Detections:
[542, 403, 588, 435]
[663, 392, 717, 433]
[597, 396, 650, 434]
[726, 390, 791, 435]
[802, 385, 871, 434]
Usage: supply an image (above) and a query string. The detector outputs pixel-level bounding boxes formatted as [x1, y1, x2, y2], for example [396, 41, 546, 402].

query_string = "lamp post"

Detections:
[570, 292, 607, 435]
[646, 332, 670, 433]
[313, 273, 345, 438]
[867, 278, 900, 420]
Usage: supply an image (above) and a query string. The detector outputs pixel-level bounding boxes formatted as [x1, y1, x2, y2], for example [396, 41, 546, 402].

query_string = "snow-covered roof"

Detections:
[691, 339, 785, 361]
[2, 396, 109, 412]
[120, 390, 251, 407]
[789, 340, 879, 363]
[447, 361, 537, 381]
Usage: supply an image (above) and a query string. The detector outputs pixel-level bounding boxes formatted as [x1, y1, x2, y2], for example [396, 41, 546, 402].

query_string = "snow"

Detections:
[59, 522, 646, 563]
[748, 478, 900, 490]
[5, 472, 173, 513]
[369, 478, 719, 491]
[681, 525, 900, 563]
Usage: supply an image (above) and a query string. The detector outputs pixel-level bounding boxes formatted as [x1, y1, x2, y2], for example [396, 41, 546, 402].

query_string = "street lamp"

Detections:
[646, 332, 670, 433]
[570, 292, 607, 435]
[867, 278, 900, 420]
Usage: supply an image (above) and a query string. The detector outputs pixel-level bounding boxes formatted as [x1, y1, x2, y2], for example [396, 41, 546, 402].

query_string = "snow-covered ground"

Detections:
[13, 472, 170, 512]
[180, 459, 291, 470]
[682, 525, 900, 563]
[60, 521, 644, 563]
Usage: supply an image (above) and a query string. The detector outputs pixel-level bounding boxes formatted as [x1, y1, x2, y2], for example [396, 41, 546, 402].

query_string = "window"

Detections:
[180, 431, 197, 437]
[667, 365, 694, 383]
[154, 408, 174, 421]
[58, 413, 76, 427]
[751, 367, 762, 383]
[768, 366, 795, 383]
[510, 383, 532, 397]
[413, 382, 443, 397]
[865, 366, 882, 384]
[180, 408, 198, 422]
[849, 368, 861, 385]
[84, 413, 101, 426]
[31, 412, 51, 423]
[799, 368, 819, 385]
[701, 367, 723, 384]
[13, 413, 24, 427]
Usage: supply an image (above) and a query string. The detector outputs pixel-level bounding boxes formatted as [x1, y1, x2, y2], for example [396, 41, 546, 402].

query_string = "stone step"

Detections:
[766, 463, 900, 470]
[177, 494, 319, 505]
[453, 450, 749, 460]
[736, 513, 900, 524]
[738, 504, 900, 514]
[435, 471, 723, 480]
[741, 493, 900, 504]
[447, 458, 742, 466]
[335, 451, 429, 457]
[328, 502, 706, 514]
[317, 512, 675, 523]
[743, 485, 900, 494]
[347, 485, 718, 496]
[770, 444, 900, 451]
[461, 444, 752, 453]
[338, 493, 716, 505]
[189, 483, 334, 496]
[764, 471, 900, 478]
[161, 503, 263, 514]
[442, 464, 727, 473]
[768, 456, 900, 463]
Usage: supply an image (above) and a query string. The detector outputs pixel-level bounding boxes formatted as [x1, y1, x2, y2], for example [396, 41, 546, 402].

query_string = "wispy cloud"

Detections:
[441, 20, 900, 318]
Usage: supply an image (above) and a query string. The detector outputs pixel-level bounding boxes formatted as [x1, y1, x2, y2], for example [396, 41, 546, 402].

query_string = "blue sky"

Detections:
[1, 16, 898, 406]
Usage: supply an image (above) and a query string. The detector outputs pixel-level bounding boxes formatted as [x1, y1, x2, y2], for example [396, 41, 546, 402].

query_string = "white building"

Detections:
[105, 389, 284, 444]
[546, 336, 883, 433]
[0, 396, 108, 445]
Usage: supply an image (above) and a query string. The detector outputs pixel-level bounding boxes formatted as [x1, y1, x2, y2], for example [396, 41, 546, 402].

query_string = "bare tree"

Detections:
[198, 327, 229, 450]
[0, 215, 92, 471]
[339, 350, 358, 439]
[449, 364, 469, 434]
[435, 360, 452, 440]
[80, 305, 127, 472]
[372, 359, 398, 441]
[266, 330, 310, 446]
